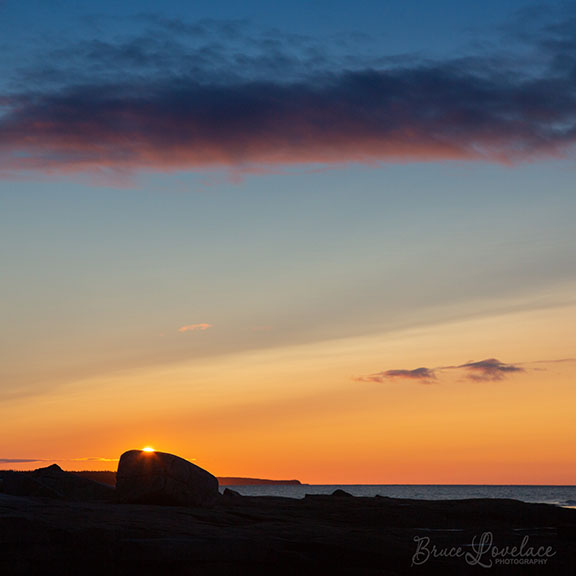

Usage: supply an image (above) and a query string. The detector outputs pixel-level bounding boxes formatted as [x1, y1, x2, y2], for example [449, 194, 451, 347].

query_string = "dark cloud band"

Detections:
[0, 14, 575, 178]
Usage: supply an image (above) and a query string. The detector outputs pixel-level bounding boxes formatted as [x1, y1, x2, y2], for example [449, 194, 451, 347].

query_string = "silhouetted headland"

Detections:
[0, 450, 574, 575]
[72, 470, 303, 487]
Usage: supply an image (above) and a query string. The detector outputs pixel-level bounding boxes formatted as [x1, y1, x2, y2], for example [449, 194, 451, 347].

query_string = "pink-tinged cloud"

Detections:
[178, 323, 213, 333]
[457, 358, 524, 381]
[1, 53, 575, 179]
[356, 367, 436, 383]
[2, 10, 575, 179]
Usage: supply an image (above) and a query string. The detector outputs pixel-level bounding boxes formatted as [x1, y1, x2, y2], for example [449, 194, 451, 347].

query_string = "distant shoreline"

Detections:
[0, 470, 574, 487]
[68, 470, 302, 486]
[217, 477, 302, 486]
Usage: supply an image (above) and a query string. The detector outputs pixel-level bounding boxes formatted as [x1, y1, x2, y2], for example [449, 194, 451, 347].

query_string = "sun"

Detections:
[142, 446, 155, 452]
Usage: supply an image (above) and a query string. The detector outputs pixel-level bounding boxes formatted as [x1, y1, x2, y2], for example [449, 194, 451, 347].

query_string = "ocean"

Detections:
[220, 484, 576, 507]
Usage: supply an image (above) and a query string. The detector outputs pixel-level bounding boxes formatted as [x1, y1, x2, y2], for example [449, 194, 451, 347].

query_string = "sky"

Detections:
[1, 0, 575, 484]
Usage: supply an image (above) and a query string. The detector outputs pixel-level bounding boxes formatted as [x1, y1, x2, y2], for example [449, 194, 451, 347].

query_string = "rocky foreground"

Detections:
[0, 460, 575, 575]
[0, 490, 574, 575]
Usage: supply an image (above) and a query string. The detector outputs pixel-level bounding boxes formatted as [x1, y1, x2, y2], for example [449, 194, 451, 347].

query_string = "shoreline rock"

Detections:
[0, 491, 574, 575]
[0, 464, 114, 501]
[116, 449, 219, 507]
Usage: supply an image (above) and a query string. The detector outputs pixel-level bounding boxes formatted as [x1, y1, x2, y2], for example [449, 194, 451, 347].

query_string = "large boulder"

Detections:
[116, 450, 219, 507]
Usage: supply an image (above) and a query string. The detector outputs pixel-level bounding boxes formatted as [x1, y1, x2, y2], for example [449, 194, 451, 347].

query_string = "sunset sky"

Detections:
[1, 0, 575, 484]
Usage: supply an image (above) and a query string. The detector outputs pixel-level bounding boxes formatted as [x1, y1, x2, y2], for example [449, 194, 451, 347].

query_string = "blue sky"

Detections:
[0, 0, 543, 53]
[1, 0, 575, 388]
[3, 158, 575, 398]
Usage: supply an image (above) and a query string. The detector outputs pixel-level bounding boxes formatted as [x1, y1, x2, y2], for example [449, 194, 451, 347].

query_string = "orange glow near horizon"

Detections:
[1, 306, 575, 484]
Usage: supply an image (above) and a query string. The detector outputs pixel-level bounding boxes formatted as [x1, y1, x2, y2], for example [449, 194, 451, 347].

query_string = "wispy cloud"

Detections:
[68, 457, 119, 462]
[0, 458, 47, 463]
[178, 323, 213, 333]
[1, 13, 575, 179]
[456, 358, 525, 381]
[0, 456, 118, 463]
[529, 357, 576, 365]
[355, 367, 436, 383]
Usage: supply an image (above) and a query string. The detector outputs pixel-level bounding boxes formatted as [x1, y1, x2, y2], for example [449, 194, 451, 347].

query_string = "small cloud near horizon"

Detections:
[68, 457, 119, 462]
[355, 367, 436, 383]
[0, 458, 47, 463]
[529, 357, 576, 365]
[178, 323, 213, 333]
[457, 358, 525, 381]
[356, 358, 525, 384]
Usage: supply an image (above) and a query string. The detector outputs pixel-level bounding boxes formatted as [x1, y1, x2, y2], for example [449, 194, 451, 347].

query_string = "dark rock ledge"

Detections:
[1, 455, 575, 575]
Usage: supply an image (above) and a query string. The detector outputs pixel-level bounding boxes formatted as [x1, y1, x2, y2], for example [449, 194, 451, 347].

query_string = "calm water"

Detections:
[219, 484, 576, 507]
